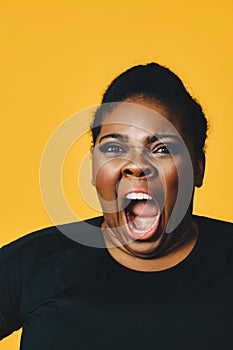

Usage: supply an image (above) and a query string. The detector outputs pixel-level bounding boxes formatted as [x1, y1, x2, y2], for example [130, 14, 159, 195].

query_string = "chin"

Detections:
[102, 205, 172, 257]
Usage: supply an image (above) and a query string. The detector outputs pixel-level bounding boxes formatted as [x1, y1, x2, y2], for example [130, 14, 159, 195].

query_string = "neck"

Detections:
[102, 216, 199, 272]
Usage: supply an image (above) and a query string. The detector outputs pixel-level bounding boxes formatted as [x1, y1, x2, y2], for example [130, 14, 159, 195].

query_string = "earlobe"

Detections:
[195, 153, 205, 188]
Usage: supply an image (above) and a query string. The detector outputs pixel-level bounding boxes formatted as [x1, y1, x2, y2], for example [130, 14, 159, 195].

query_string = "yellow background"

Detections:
[1, 0, 233, 348]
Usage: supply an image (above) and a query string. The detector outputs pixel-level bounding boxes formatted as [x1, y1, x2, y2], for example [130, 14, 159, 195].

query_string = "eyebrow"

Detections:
[148, 134, 181, 143]
[99, 133, 128, 143]
[99, 133, 181, 143]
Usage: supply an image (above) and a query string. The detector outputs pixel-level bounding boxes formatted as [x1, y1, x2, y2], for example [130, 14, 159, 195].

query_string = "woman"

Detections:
[0, 63, 233, 349]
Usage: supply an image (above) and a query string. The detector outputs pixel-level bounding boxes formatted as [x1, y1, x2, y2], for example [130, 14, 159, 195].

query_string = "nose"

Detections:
[121, 161, 154, 179]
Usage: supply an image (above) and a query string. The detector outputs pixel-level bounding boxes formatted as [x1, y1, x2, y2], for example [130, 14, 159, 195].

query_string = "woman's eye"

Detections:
[152, 145, 170, 154]
[99, 143, 126, 154]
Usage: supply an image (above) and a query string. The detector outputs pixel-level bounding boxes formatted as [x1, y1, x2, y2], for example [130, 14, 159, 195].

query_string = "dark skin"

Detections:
[92, 98, 205, 271]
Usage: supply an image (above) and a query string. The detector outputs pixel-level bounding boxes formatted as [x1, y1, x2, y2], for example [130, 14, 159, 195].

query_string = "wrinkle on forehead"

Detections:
[101, 102, 180, 137]
[98, 101, 194, 152]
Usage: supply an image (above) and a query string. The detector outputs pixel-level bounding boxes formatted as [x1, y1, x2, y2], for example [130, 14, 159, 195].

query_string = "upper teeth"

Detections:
[125, 192, 152, 200]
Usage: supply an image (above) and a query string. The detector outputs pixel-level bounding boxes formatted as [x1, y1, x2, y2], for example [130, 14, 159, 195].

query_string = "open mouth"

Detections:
[122, 192, 161, 241]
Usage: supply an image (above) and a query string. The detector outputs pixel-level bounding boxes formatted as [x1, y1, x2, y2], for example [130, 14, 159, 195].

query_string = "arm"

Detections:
[0, 243, 24, 340]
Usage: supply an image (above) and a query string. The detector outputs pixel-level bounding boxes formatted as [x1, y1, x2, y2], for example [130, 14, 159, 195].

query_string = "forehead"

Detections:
[100, 101, 183, 141]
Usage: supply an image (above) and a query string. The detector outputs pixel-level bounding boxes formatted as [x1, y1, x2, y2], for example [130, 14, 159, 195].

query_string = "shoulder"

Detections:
[0, 217, 104, 338]
[194, 215, 233, 249]
[194, 215, 233, 263]
[0, 216, 105, 309]
[192, 216, 233, 296]
[0, 216, 104, 269]
[195, 215, 233, 236]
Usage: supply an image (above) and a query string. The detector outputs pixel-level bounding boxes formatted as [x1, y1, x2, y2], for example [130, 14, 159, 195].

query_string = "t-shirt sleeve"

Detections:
[0, 241, 24, 339]
[0, 225, 79, 340]
[0, 217, 102, 337]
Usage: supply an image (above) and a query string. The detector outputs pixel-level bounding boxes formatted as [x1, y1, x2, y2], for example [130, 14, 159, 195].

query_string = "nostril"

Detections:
[123, 167, 152, 177]
[124, 169, 134, 175]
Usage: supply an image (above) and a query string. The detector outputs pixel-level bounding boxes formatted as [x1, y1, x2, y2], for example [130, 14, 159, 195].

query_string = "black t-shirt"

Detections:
[0, 216, 233, 350]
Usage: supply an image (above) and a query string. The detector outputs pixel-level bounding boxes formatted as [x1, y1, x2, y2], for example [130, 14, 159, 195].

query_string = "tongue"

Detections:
[126, 200, 160, 237]
[130, 216, 156, 230]
[128, 200, 159, 217]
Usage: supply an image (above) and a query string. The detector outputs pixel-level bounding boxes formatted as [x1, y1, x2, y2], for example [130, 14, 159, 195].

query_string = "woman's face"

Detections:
[92, 99, 204, 258]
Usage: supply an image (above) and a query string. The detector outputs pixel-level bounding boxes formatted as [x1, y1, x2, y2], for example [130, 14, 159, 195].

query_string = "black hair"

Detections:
[91, 63, 208, 158]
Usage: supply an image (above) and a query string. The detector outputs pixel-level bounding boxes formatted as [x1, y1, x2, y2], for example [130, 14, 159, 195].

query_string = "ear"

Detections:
[90, 148, 96, 186]
[194, 152, 205, 188]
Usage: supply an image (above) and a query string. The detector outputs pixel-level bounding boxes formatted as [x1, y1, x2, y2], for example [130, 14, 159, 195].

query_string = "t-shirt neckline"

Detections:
[101, 215, 203, 275]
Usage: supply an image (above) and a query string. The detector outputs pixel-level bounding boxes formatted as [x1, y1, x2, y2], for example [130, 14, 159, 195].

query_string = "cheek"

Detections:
[165, 165, 179, 188]
[163, 158, 192, 210]
[92, 158, 122, 201]
[162, 163, 179, 205]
